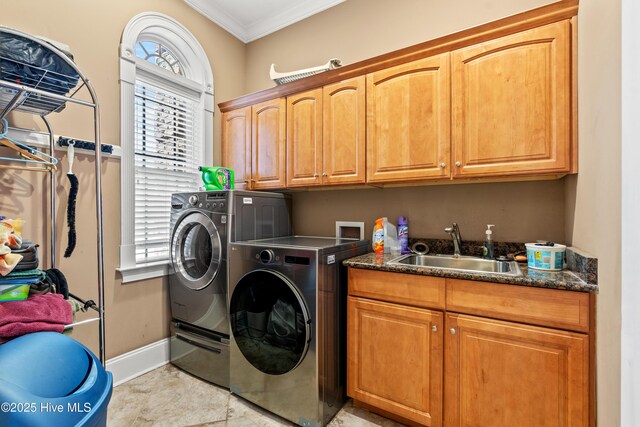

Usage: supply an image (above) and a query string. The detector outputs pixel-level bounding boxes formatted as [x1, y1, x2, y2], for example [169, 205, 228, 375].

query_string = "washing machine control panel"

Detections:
[188, 194, 199, 206]
[204, 193, 228, 212]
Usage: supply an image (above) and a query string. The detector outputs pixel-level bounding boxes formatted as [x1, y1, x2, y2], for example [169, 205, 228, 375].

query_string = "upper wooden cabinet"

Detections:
[251, 98, 286, 190]
[451, 21, 572, 178]
[221, 106, 251, 190]
[323, 76, 366, 185]
[286, 77, 366, 188]
[366, 54, 451, 183]
[287, 89, 323, 187]
[220, 2, 579, 188]
[444, 313, 588, 427]
[221, 99, 286, 190]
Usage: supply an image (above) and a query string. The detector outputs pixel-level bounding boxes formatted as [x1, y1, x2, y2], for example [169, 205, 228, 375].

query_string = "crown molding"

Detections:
[184, 0, 346, 43]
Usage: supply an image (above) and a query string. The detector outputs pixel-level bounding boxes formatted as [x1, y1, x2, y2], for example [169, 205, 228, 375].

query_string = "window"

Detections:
[119, 13, 213, 283]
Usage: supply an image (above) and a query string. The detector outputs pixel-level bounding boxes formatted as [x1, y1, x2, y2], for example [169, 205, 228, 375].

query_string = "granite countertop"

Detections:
[343, 252, 599, 293]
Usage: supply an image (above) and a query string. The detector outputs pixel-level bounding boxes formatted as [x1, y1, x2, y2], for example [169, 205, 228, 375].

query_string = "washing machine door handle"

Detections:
[306, 318, 312, 344]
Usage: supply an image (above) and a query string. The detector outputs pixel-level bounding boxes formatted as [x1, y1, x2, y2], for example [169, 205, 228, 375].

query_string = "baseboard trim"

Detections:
[106, 338, 170, 386]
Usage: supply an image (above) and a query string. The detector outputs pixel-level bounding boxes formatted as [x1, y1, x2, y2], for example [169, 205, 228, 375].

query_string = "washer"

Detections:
[169, 190, 291, 388]
[228, 236, 369, 427]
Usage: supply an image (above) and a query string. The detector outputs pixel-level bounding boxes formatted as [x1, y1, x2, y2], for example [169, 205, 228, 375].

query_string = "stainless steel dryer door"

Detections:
[229, 269, 311, 375]
[171, 211, 222, 290]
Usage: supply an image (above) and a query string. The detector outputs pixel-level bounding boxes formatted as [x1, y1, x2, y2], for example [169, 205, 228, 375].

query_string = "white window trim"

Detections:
[118, 12, 214, 283]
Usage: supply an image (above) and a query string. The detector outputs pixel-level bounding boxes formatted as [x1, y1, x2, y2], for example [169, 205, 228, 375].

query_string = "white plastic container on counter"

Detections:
[525, 242, 566, 271]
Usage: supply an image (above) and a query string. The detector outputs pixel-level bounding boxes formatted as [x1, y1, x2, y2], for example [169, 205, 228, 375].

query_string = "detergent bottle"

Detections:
[373, 218, 385, 254]
[398, 216, 410, 254]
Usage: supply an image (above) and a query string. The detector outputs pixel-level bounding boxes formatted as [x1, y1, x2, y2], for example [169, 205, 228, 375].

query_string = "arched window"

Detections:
[118, 13, 214, 282]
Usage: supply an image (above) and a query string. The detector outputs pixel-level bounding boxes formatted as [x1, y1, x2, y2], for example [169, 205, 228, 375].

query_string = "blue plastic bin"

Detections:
[0, 332, 112, 426]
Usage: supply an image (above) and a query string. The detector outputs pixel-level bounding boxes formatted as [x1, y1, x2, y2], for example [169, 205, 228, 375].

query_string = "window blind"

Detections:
[134, 79, 201, 264]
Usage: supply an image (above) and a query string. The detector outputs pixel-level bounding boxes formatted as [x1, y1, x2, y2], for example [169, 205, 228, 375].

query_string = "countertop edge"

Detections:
[343, 256, 599, 294]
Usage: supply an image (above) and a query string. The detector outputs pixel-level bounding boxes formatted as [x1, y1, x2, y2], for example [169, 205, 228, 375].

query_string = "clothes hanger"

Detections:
[0, 118, 58, 170]
[0, 136, 59, 170]
[0, 164, 52, 173]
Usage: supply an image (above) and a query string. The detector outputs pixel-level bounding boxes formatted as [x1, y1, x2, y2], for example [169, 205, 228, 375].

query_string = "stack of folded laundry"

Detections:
[0, 217, 84, 342]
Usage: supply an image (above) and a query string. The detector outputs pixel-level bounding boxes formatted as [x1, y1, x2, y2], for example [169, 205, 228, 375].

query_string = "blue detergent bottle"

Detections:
[398, 216, 410, 254]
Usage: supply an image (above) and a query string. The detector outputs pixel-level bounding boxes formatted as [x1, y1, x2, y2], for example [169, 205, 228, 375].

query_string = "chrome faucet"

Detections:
[444, 223, 462, 257]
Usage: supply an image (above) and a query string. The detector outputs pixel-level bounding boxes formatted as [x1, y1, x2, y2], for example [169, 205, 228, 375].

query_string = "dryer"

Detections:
[228, 236, 369, 426]
[169, 190, 291, 388]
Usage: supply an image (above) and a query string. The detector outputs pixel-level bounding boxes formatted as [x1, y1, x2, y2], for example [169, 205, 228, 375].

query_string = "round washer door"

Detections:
[171, 211, 222, 290]
[229, 269, 311, 375]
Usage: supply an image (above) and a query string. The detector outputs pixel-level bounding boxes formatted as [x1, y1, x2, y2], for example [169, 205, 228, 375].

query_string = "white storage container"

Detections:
[525, 243, 566, 271]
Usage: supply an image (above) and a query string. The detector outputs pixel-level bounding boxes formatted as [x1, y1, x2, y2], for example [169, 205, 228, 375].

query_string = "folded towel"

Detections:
[0, 276, 43, 285]
[0, 228, 25, 275]
[0, 321, 65, 343]
[3, 269, 46, 281]
[0, 294, 72, 341]
[0, 253, 22, 276]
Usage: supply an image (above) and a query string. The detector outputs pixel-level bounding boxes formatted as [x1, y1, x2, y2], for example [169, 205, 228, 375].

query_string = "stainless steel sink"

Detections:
[388, 254, 522, 276]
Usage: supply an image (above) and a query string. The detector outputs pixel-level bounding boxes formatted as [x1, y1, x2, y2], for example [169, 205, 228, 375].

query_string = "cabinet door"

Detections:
[323, 76, 366, 185]
[221, 106, 252, 190]
[445, 313, 588, 427]
[286, 89, 323, 187]
[348, 296, 443, 426]
[451, 21, 571, 178]
[251, 98, 286, 189]
[366, 54, 451, 183]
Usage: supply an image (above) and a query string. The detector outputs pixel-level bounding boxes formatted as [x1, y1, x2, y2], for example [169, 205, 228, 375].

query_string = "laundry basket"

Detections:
[0, 332, 113, 427]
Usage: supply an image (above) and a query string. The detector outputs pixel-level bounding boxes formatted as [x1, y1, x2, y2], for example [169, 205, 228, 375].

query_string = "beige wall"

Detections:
[0, 0, 246, 358]
[245, 0, 555, 93]
[568, 0, 622, 425]
[293, 181, 566, 243]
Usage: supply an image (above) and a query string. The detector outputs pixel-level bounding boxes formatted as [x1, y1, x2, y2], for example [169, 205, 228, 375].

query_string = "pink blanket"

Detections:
[0, 294, 72, 341]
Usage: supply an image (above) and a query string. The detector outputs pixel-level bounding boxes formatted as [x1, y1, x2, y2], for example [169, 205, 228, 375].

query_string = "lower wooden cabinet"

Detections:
[347, 296, 443, 426]
[346, 268, 592, 427]
[444, 313, 589, 427]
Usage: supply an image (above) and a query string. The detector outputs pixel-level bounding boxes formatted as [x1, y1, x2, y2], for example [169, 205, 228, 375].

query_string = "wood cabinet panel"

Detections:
[446, 278, 590, 333]
[444, 313, 588, 427]
[348, 296, 443, 426]
[286, 89, 323, 187]
[366, 54, 451, 183]
[348, 268, 445, 310]
[221, 106, 251, 190]
[251, 98, 286, 189]
[451, 21, 571, 177]
[323, 76, 366, 185]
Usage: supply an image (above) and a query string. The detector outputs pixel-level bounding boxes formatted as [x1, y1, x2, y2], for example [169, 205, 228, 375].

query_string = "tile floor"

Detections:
[107, 364, 404, 427]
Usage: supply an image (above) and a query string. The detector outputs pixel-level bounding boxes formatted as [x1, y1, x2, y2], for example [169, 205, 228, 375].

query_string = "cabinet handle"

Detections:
[432, 325, 438, 332]
[455, 161, 461, 167]
[449, 328, 456, 335]
[314, 174, 319, 178]
[322, 172, 328, 177]
[439, 162, 446, 168]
